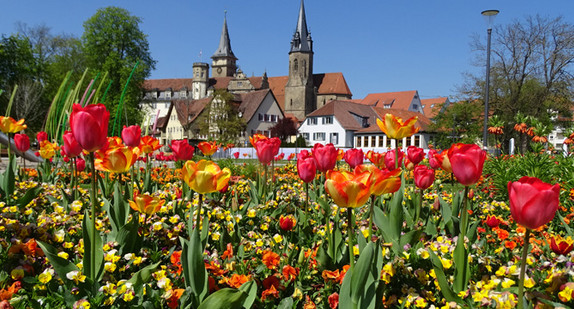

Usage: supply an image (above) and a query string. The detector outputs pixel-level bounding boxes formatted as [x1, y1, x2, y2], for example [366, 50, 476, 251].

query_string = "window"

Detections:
[308, 117, 317, 125]
[362, 117, 369, 128]
[263, 130, 270, 137]
[180, 91, 187, 98]
[355, 137, 360, 148]
[166, 91, 171, 99]
[383, 104, 391, 109]
[302, 133, 309, 141]
[271, 115, 277, 122]
[330, 133, 338, 144]
[370, 137, 376, 147]
[313, 132, 325, 141]
[413, 135, 420, 147]
[238, 82, 243, 86]
[324, 116, 333, 124]
[363, 137, 368, 147]
[264, 114, 270, 122]
[259, 113, 264, 121]
[294, 59, 298, 72]
[378, 136, 384, 147]
[152, 92, 158, 99]
[412, 104, 418, 109]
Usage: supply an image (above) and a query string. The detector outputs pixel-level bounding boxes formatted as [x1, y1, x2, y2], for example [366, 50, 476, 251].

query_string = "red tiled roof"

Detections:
[421, 97, 448, 119]
[357, 90, 418, 110]
[267, 73, 352, 111]
[143, 79, 192, 91]
[237, 89, 277, 122]
[144, 72, 353, 113]
[307, 100, 378, 131]
[172, 97, 211, 127]
[355, 108, 432, 133]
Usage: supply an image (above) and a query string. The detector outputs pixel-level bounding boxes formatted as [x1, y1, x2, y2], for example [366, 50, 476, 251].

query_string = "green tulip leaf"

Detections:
[197, 288, 248, 309]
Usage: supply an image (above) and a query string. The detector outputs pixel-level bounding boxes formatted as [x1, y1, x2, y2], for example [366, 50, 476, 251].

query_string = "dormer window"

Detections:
[383, 104, 391, 109]
[165, 91, 171, 99]
[362, 117, 369, 128]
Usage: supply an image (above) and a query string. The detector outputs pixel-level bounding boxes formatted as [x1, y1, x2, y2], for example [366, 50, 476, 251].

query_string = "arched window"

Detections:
[293, 59, 298, 72]
[303, 60, 307, 76]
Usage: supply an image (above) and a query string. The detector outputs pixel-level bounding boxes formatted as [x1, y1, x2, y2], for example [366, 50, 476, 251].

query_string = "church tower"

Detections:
[211, 13, 237, 78]
[192, 62, 209, 99]
[284, 0, 315, 120]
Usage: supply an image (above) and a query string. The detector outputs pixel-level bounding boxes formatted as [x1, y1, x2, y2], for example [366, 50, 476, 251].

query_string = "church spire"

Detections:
[290, 0, 313, 53]
[213, 12, 237, 59]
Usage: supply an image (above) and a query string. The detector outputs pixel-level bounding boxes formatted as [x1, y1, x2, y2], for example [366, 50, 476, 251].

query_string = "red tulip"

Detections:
[550, 235, 574, 256]
[170, 140, 195, 161]
[279, 215, 296, 231]
[36, 131, 48, 143]
[275, 153, 285, 161]
[233, 152, 240, 159]
[297, 150, 317, 183]
[14, 134, 30, 153]
[485, 215, 502, 228]
[62, 131, 83, 158]
[255, 137, 281, 165]
[312, 143, 338, 172]
[508, 176, 560, 230]
[121, 125, 142, 147]
[343, 148, 364, 169]
[76, 157, 86, 172]
[69, 103, 109, 152]
[384, 149, 404, 171]
[413, 165, 435, 190]
[407, 146, 425, 166]
[447, 143, 486, 186]
[428, 149, 441, 170]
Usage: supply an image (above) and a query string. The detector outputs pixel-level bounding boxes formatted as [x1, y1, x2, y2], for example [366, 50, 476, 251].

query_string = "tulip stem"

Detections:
[394, 140, 398, 170]
[89, 153, 97, 281]
[72, 158, 78, 202]
[196, 194, 203, 231]
[460, 186, 470, 241]
[305, 182, 309, 212]
[415, 188, 423, 225]
[347, 207, 355, 272]
[517, 229, 531, 309]
[368, 195, 375, 241]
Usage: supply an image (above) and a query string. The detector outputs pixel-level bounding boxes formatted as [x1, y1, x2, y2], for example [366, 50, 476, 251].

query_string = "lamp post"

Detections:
[482, 9, 499, 151]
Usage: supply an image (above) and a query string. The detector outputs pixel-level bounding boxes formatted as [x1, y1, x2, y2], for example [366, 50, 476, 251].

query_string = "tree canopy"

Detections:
[82, 6, 156, 134]
[460, 15, 574, 152]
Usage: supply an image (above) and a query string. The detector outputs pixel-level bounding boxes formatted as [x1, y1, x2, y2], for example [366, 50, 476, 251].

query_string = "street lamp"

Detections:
[482, 9, 499, 151]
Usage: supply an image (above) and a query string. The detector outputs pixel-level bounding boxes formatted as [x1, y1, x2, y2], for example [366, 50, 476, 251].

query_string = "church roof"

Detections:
[358, 90, 418, 110]
[212, 15, 237, 60]
[290, 0, 312, 53]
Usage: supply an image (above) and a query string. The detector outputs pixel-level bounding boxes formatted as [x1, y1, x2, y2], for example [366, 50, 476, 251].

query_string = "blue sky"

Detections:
[2, 0, 574, 101]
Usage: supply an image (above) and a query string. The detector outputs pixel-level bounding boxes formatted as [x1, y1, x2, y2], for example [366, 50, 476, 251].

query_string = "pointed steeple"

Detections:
[290, 0, 313, 53]
[213, 12, 237, 59]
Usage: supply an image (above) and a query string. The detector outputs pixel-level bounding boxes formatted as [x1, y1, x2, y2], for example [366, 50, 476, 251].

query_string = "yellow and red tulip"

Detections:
[0, 116, 27, 134]
[356, 164, 401, 196]
[95, 146, 138, 173]
[39, 140, 59, 159]
[198, 141, 219, 156]
[139, 135, 161, 155]
[325, 169, 372, 208]
[181, 160, 231, 194]
[550, 235, 574, 256]
[376, 113, 419, 140]
[129, 191, 165, 216]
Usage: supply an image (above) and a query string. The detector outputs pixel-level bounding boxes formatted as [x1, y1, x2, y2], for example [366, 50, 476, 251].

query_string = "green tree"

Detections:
[0, 34, 36, 93]
[462, 15, 574, 152]
[195, 90, 246, 144]
[82, 6, 156, 134]
[429, 100, 482, 149]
